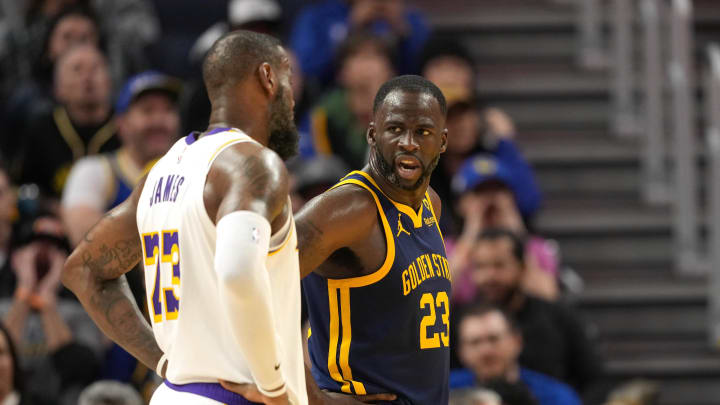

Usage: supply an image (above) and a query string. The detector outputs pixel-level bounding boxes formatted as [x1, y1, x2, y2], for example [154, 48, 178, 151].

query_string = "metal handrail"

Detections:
[640, 0, 669, 204]
[706, 43, 720, 347]
[611, 0, 638, 136]
[578, 0, 605, 69]
[670, 0, 704, 274]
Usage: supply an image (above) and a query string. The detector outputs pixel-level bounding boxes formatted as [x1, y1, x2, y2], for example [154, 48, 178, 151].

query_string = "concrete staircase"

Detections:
[411, 0, 720, 403]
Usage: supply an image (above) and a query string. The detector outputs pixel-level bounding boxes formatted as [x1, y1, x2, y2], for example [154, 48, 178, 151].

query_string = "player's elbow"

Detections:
[61, 250, 87, 293]
[216, 253, 264, 289]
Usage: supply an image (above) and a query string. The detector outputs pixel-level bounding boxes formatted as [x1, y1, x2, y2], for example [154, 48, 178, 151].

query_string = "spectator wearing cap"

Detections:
[182, 0, 283, 134]
[460, 229, 602, 396]
[447, 154, 555, 303]
[17, 45, 118, 199]
[290, 0, 429, 88]
[298, 33, 395, 169]
[451, 304, 582, 405]
[419, 37, 541, 235]
[61, 70, 181, 247]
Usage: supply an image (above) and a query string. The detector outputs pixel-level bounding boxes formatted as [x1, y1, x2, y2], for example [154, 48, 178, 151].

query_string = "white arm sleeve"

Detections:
[215, 211, 286, 397]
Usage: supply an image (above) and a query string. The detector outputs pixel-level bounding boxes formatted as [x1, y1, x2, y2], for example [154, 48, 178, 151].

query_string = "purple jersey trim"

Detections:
[185, 127, 233, 145]
[164, 380, 263, 404]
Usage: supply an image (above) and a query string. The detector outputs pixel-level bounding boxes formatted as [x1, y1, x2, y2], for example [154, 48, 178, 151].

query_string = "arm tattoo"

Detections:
[87, 276, 161, 369]
[297, 219, 324, 250]
[81, 238, 141, 280]
[239, 154, 272, 200]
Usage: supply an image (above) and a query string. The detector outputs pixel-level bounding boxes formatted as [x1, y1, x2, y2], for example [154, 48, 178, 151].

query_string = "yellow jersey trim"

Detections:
[87, 120, 117, 155]
[339, 287, 366, 394]
[353, 171, 424, 228]
[54, 106, 86, 161]
[327, 286, 351, 393]
[326, 286, 367, 395]
[53, 106, 116, 160]
[205, 129, 248, 165]
[268, 218, 294, 257]
[325, 179, 395, 289]
[425, 191, 446, 248]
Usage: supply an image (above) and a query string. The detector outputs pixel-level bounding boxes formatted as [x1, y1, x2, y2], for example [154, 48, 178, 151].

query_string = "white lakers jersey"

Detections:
[136, 128, 307, 404]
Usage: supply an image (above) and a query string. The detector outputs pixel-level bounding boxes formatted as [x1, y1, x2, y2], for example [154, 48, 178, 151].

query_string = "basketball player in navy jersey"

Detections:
[297, 75, 451, 405]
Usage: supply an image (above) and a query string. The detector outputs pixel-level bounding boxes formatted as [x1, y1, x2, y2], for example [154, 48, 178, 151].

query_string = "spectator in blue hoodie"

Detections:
[451, 304, 582, 405]
[290, 0, 429, 88]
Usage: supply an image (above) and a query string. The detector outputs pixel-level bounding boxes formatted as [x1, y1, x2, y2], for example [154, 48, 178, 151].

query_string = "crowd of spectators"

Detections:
[0, 0, 605, 404]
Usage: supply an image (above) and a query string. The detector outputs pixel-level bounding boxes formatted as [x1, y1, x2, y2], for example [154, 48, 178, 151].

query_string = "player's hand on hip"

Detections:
[220, 380, 291, 405]
[323, 390, 397, 404]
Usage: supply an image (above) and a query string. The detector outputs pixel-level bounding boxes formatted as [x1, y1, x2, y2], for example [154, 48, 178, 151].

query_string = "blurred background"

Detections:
[1, 0, 720, 404]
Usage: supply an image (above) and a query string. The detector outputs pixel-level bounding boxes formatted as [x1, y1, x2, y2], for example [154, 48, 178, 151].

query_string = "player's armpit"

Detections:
[62, 176, 163, 371]
[295, 185, 379, 279]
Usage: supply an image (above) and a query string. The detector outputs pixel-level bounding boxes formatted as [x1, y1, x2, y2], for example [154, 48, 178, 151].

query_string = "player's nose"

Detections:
[398, 131, 419, 152]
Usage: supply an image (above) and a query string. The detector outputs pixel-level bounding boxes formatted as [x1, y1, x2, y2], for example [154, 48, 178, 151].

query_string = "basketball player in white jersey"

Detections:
[62, 31, 307, 405]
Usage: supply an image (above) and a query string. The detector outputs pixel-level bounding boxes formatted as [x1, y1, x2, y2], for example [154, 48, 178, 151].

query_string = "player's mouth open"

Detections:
[396, 156, 421, 180]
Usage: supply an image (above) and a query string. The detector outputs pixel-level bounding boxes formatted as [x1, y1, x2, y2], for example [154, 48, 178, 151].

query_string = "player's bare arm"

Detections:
[296, 184, 384, 279]
[296, 184, 397, 405]
[207, 142, 292, 405]
[204, 141, 288, 228]
[62, 176, 164, 372]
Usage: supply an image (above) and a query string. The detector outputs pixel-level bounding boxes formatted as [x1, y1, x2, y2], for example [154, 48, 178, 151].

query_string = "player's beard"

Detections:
[267, 86, 299, 161]
[372, 147, 440, 191]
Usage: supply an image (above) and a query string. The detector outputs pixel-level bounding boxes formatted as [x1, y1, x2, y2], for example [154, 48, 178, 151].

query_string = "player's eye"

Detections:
[418, 129, 431, 136]
[389, 126, 403, 134]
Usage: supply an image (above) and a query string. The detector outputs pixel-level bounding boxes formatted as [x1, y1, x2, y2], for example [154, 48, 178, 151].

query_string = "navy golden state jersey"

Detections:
[303, 171, 451, 405]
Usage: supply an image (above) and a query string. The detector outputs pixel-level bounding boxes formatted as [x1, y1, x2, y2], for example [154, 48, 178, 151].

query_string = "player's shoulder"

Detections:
[215, 141, 288, 182]
[327, 181, 378, 213]
[300, 180, 378, 226]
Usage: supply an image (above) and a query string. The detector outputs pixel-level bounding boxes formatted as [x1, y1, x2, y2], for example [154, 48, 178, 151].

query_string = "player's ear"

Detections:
[257, 62, 276, 97]
[440, 128, 448, 153]
[366, 122, 377, 146]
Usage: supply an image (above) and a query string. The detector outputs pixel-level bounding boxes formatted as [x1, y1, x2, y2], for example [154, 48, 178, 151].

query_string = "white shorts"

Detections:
[150, 381, 262, 405]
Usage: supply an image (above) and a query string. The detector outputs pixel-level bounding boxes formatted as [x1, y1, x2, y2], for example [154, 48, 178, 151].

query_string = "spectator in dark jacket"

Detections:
[18, 44, 118, 198]
[462, 229, 602, 394]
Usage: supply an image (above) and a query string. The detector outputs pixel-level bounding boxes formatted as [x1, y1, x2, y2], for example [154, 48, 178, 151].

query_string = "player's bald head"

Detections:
[202, 30, 283, 100]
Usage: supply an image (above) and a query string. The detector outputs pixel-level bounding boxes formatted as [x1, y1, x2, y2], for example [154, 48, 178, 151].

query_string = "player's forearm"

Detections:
[215, 211, 285, 396]
[63, 267, 162, 370]
[219, 278, 285, 395]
